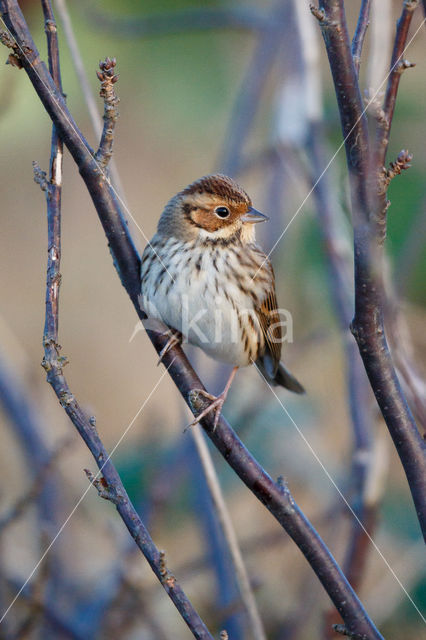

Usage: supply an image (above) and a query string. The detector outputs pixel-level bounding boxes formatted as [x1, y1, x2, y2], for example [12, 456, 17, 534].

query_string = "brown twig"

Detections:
[376, 1, 418, 167]
[94, 56, 119, 169]
[351, 0, 372, 75]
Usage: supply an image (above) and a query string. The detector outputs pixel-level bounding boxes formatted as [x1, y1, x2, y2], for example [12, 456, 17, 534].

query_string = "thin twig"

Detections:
[351, 0, 372, 75]
[376, 0, 418, 167]
[0, 2, 384, 636]
[94, 56, 119, 169]
[191, 424, 266, 640]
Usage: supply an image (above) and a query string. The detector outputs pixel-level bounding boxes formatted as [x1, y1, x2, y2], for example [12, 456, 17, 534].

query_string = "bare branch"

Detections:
[351, 0, 372, 75]
[376, 0, 419, 167]
[94, 57, 119, 169]
[314, 0, 426, 542]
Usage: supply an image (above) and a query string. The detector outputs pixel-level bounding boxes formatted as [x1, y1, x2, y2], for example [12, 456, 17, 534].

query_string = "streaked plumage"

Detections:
[141, 174, 304, 427]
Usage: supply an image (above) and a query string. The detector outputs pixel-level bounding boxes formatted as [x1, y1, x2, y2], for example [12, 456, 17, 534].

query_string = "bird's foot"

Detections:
[157, 330, 182, 365]
[187, 389, 228, 432]
[187, 366, 238, 432]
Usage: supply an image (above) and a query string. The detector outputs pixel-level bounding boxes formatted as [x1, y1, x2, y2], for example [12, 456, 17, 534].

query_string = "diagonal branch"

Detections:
[0, 1, 384, 637]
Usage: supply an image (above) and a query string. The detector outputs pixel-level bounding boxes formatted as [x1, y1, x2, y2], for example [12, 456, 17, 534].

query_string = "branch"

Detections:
[351, 0, 371, 75]
[0, 2, 384, 637]
[376, 1, 418, 167]
[31, 4, 213, 637]
[313, 0, 426, 541]
[94, 56, 119, 169]
[291, 5, 379, 619]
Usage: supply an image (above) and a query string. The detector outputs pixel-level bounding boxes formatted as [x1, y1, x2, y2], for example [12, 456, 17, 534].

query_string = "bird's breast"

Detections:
[141, 236, 270, 367]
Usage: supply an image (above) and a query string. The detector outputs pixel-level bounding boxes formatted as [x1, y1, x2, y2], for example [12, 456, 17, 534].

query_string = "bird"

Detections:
[140, 174, 304, 430]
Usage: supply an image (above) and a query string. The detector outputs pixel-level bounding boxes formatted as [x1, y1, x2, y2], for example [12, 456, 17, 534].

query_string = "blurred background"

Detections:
[0, 1, 425, 638]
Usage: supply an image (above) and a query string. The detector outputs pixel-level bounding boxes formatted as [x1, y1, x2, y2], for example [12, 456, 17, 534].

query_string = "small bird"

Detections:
[141, 174, 304, 429]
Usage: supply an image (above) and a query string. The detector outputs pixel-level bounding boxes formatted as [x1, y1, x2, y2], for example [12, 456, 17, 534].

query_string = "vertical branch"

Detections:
[294, 2, 379, 631]
[351, 0, 372, 75]
[40, 0, 63, 390]
[313, 0, 426, 541]
[376, 1, 417, 167]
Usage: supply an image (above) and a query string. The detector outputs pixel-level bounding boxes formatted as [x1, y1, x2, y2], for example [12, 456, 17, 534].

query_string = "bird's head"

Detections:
[158, 174, 268, 243]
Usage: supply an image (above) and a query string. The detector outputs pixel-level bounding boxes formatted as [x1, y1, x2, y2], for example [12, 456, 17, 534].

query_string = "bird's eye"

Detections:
[214, 206, 230, 219]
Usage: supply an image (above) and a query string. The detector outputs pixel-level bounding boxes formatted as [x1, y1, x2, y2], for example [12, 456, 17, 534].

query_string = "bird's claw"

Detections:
[157, 330, 181, 366]
[186, 389, 226, 432]
[185, 367, 238, 433]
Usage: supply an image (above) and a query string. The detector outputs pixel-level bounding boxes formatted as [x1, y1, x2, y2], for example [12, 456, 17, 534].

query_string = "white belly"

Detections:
[141, 236, 265, 367]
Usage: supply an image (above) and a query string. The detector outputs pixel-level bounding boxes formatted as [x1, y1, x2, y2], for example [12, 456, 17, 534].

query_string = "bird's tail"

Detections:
[256, 358, 305, 394]
[274, 362, 305, 394]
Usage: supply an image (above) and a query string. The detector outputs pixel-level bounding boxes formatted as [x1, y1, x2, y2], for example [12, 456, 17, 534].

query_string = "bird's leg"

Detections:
[188, 366, 238, 431]
[157, 329, 182, 365]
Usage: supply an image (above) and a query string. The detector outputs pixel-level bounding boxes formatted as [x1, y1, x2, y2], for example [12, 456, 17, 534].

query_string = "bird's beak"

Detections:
[241, 207, 269, 224]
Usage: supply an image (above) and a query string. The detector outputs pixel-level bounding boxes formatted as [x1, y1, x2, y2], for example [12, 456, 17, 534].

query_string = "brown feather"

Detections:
[255, 266, 282, 376]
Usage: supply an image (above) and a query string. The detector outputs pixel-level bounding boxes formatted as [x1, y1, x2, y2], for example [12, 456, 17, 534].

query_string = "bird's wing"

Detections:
[254, 259, 282, 377]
